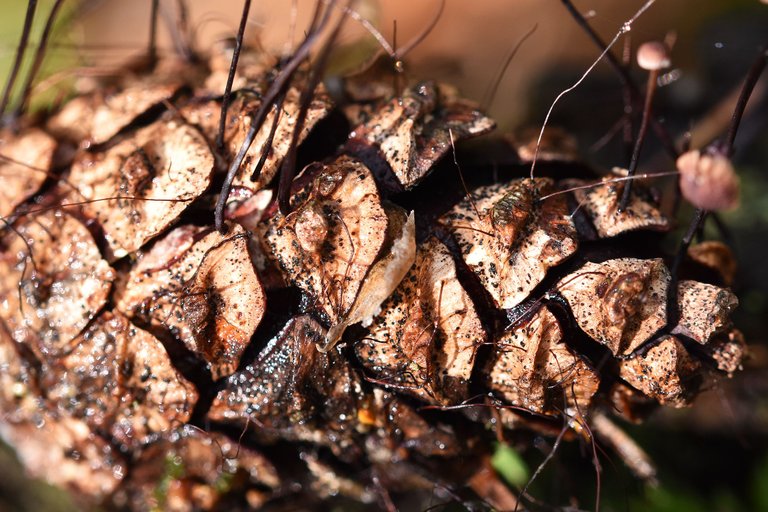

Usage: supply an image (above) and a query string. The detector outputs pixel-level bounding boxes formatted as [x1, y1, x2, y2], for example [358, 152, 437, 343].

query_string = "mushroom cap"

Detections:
[676, 149, 740, 211]
[637, 41, 671, 71]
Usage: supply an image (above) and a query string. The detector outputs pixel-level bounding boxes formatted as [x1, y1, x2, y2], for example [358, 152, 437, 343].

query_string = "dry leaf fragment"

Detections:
[208, 315, 366, 458]
[687, 241, 737, 286]
[46, 95, 97, 142]
[506, 126, 579, 163]
[222, 87, 331, 194]
[0, 328, 124, 502]
[225, 188, 273, 231]
[619, 335, 701, 407]
[672, 280, 738, 344]
[116, 224, 265, 380]
[591, 412, 658, 485]
[182, 86, 332, 199]
[487, 306, 599, 416]
[565, 170, 670, 238]
[205, 42, 277, 92]
[441, 178, 578, 309]
[365, 389, 463, 460]
[48, 83, 181, 144]
[346, 81, 495, 189]
[91, 83, 183, 144]
[0, 128, 56, 217]
[557, 258, 669, 355]
[0, 411, 125, 502]
[704, 328, 746, 376]
[68, 118, 215, 259]
[0, 325, 37, 414]
[608, 382, 659, 424]
[262, 156, 389, 334]
[117, 427, 279, 511]
[42, 311, 198, 450]
[303, 453, 377, 503]
[0, 211, 114, 357]
[324, 207, 416, 350]
[356, 238, 485, 404]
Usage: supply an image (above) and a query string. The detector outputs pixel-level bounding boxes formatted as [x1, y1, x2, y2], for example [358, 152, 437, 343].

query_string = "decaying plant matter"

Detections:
[0, 0, 764, 510]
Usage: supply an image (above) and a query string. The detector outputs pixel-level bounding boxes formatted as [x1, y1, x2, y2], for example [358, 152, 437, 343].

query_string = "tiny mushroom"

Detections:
[676, 149, 740, 211]
[636, 41, 671, 71]
[619, 41, 672, 210]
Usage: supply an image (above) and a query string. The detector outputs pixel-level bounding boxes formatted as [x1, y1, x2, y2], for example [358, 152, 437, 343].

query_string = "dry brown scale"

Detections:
[0, 40, 746, 511]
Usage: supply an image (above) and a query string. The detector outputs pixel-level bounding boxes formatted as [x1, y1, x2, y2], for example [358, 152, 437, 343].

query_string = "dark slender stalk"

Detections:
[668, 46, 767, 331]
[175, 0, 194, 59]
[721, 43, 768, 156]
[667, 208, 707, 325]
[148, 0, 159, 66]
[13, 0, 66, 118]
[391, 19, 400, 98]
[161, 0, 195, 61]
[621, 35, 634, 163]
[250, 92, 286, 182]
[277, 0, 351, 214]
[619, 70, 658, 210]
[0, 0, 38, 119]
[559, 0, 678, 160]
[215, 0, 252, 152]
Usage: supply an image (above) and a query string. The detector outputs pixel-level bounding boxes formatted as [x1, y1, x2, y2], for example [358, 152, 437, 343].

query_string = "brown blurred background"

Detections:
[68, 0, 759, 129]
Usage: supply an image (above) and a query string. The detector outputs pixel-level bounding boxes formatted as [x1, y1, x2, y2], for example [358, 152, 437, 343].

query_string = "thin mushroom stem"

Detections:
[0, 0, 38, 121]
[395, 0, 445, 58]
[668, 208, 707, 326]
[160, 0, 196, 62]
[278, 0, 352, 214]
[148, 0, 160, 67]
[250, 94, 286, 182]
[391, 19, 401, 98]
[619, 69, 658, 211]
[721, 43, 768, 157]
[175, 0, 194, 59]
[216, 0, 252, 152]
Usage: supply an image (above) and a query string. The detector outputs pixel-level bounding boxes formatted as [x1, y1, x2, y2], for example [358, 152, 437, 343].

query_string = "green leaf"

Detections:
[751, 452, 768, 512]
[491, 442, 529, 488]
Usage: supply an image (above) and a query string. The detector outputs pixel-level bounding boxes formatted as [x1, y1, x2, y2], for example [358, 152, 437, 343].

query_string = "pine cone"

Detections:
[0, 3, 752, 510]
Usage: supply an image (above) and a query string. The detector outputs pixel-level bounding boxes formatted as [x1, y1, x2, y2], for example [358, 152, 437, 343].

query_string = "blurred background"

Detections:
[1, 1, 767, 510]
